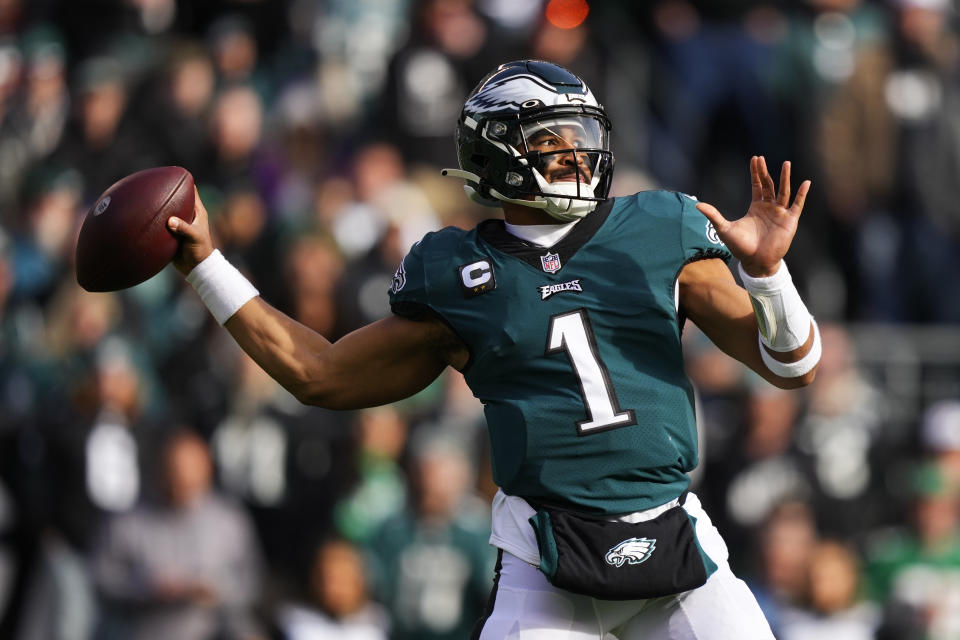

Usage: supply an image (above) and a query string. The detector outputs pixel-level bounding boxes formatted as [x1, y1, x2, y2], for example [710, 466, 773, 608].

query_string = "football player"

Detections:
[169, 60, 820, 639]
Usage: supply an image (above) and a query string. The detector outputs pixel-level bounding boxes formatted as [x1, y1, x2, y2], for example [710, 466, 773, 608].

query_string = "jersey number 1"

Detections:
[546, 309, 636, 435]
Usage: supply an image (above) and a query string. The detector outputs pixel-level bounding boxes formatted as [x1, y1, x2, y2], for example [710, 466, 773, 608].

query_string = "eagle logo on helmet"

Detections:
[463, 72, 597, 116]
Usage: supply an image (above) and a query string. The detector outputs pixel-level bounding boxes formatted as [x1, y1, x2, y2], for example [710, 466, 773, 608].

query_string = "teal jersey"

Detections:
[389, 192, 732, 515]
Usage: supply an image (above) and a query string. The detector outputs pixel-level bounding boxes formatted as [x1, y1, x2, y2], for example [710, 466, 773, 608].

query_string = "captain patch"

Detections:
[458, 260, 496, 298]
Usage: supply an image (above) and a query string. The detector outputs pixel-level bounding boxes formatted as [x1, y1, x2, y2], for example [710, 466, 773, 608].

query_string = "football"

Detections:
[76, 166, 195, 292]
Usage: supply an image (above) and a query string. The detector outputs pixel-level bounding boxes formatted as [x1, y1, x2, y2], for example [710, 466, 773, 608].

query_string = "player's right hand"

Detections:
[168, 186, 215, 276]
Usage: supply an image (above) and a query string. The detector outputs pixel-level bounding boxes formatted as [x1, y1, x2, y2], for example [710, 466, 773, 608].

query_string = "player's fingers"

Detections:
[758, 156, 776, 200]
[750, 156, 762, 202]
[777, 161, 791, 207]
[167, 215, 198, 240]
[169, 185, 210, 237]
[789, 180, 811, 216]
[695, 202, 730, 232]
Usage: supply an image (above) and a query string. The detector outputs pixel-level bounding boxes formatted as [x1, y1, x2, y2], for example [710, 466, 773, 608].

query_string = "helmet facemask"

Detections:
[480, 106, 613, 221]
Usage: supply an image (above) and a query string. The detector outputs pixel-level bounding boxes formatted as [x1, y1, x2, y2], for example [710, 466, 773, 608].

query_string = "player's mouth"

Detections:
[550, 171, 590, 183]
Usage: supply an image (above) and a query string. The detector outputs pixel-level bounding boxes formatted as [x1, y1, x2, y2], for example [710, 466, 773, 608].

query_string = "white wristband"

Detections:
[738, 261, 812, 352]
[186, 249, 259, 325]
[760, 319, 821, 378]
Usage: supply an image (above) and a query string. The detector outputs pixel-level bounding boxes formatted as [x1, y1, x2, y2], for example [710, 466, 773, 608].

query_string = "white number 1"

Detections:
[546, 309, 636, 435]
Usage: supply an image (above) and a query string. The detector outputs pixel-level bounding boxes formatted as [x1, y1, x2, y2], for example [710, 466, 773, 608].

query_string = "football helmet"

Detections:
[443, 60, 614, 221]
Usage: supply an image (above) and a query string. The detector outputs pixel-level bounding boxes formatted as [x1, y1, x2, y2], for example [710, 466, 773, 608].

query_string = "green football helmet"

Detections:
[443, 60, 614, 222]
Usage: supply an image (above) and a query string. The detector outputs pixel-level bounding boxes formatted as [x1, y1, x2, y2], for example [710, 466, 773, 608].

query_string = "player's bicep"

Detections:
[301, 314, 458, 410]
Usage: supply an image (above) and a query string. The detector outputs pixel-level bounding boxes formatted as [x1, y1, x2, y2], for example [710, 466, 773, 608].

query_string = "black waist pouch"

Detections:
[528, 495, 717, 601]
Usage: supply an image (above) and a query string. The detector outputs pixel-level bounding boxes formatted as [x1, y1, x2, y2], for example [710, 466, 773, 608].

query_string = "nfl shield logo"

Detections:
[540, 252, 562, 273]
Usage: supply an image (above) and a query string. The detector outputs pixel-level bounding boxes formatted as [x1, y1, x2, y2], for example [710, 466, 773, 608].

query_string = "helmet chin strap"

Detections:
[531, 173, 599, 221]
[441, 167, 599, 221]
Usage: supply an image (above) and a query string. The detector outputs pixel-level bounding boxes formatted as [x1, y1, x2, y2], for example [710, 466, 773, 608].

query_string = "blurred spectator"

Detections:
[327, 141, 439, 336]
[0, 0, 22, 36]
[0, 26, 69, 213]
[364, 432, 494, 640]
[207, 16, 268, 99]
[14, 531, 96, 640]
[0, 37, 21, 124]
[45, 337, 163, 553]
[283, 233, 344, 337]
[8, 167, 81, 303]
[767, 0, 891, 318]
[684, 323, 749, 476]
[702, 382, 811, 564]
[334, 406, 409, 545]
[213, 186, 287, 304]
[819, 0, 960, 322]
[265, 82, 328, 225]
[125, 0, 177, 35]
[39, 283, 121, 408]
[795, 323, 889, 537]
[212, 352, 291, 509]
[201, 84, 266, 192]
[0, 230, 38, 426]
[91, 428, 265, 640]
[866, 461, 960, 639]
[327, 141, 438, 261]
[137, 41, 214, 170]
[276, 538, 389, 640]
[646, 0, 788, 203]
[431, 369, 484, 432]
[208, 346, 355, 593]
[309, 0, 412, 130]
[778, 539, 879, 640]
[474, 0, 540, 34]
[922, 400, 960, 486]
[377, 0, 502, 166]
[51, 55, 156, 201]
[750, 499, 819, 634]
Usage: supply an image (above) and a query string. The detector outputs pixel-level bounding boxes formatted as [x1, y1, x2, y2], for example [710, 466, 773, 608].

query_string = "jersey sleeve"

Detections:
[388, 237, 433, 319]
[387, 227, 465, 320]
[677, 192, 733, 265]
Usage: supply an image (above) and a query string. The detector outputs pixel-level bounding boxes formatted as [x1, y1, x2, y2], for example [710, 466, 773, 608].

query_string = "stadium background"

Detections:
[1, 0, 960, 638]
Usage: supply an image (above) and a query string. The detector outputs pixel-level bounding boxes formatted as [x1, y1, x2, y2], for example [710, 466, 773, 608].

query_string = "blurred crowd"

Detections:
[1, 0, 960, 638]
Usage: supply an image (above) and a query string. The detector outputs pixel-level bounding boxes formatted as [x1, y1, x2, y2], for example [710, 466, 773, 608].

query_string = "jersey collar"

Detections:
[477, 198, 614, 272]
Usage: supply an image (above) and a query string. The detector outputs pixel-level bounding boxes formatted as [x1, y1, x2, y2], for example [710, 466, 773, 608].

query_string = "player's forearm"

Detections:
[226, 303, 451, 409]
[679, 259, 819, 389]
[758, 323, 818, 388]
[224, 297, 333, 403]
[182, 250, 339, 404]
[737, 261, 821, 385]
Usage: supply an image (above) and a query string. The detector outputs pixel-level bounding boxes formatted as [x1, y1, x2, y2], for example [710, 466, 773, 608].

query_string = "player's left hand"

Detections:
[695, 156, 810, 277]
